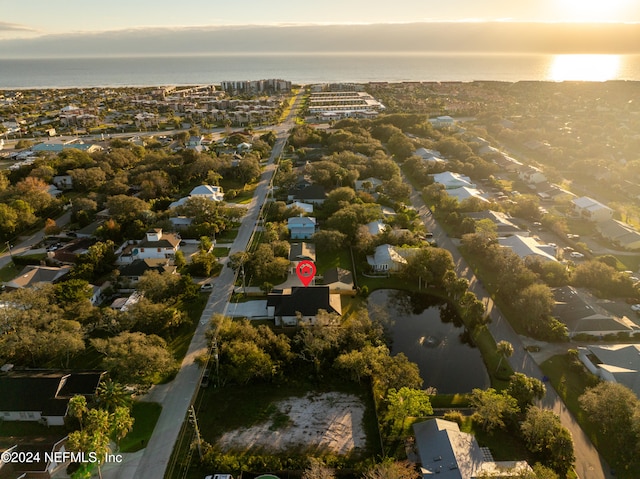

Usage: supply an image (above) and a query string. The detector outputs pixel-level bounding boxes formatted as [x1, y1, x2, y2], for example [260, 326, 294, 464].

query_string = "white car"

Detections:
[200, 283, 213, 292]
[631, 304, 640, 312]
[569, 252, 584, 259]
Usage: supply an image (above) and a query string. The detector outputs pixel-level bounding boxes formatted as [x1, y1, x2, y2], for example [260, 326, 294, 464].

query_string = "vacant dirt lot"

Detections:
[217, 392, 367, 455]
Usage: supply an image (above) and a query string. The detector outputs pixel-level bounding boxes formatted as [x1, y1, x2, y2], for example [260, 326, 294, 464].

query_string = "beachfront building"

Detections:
[308, 91, 385, 118]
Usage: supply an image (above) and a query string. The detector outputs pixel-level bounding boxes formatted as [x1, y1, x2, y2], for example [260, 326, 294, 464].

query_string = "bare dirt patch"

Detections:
[217, 392, 367, 455]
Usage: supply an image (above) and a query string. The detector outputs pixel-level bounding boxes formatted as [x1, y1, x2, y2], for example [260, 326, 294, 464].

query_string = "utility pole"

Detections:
[188, 406, 203, 461]
[5, 242, 14, 262]
[212, 337, 220, 388]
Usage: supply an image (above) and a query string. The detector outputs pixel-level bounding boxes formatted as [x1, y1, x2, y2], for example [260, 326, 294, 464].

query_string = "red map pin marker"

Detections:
[296, 260, 316, 287]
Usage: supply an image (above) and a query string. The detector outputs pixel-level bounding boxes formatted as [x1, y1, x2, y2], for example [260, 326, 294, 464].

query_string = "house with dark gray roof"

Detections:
[288, 242, 316, 273]
[118, 258, 177, 283]
[1, 436, 68, 479]
[322, 267, 355, 294]
[553, 286, 636, 338]
[287, 184, 326, 205]
[466, 211, 525, 237]
[3, 265, 71, 290]
[266, 286, 342, 326]
[0, 370, 105, 426]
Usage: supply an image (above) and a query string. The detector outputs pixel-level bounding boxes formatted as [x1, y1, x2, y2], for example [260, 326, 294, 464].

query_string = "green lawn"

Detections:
[315, 247, 352, 275]
[0, 262, 18, 282]
[473, 327, 514, 389]
[460, 417, 531, 462]
[120, 402, 162, 453]
[429, 393, 471, 408]
[212, 247, 230, 257]
[170, 295, 208, 361]
[540, 354, 599, 424]
[216, 228, 239, 243]
[613, 254, 640, 272]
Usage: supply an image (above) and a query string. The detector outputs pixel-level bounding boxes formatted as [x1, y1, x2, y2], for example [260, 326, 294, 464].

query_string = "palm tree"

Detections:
[95, 378, 131, 412]
[496, 340, 514, 373]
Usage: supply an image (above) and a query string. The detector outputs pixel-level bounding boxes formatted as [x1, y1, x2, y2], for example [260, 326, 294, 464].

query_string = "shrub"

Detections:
[443, 410, 464, 426]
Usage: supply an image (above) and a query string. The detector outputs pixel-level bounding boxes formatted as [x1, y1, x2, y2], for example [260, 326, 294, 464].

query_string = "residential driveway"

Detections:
[226, 300, 268, 318]
[404, 173, 613, 479]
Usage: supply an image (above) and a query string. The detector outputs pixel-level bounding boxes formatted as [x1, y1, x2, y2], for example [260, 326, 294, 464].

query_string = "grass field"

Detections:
[170, 295, 208, 361]
[0, 262, 19, 282]
[120, 402, 162, 453]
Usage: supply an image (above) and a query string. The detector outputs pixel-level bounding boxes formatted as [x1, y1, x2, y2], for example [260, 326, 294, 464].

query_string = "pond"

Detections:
[367, 289, 490, 394]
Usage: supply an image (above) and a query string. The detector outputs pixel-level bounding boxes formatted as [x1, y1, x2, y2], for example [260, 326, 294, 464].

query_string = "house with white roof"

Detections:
[597, 219, 640, 250]
[413, 419, 531, 478]
[432, 172, 475, 190]
[287, 216, 316, 239]
[366, 244, 420, 273]
[354, 177, 384, 194]
[116, 229, 181, 264]
[288, 201, 314, 214]
[579, 344, 640, 397]
[572, 196, 614, 223]
[189, 185, 224, 201]
[446, 187, 489, 204]
[169, 185, 224, 208]
[429, 115, 456, 129]
[365, 220, 387, 236]
[518, 165, 547, 185]
[498, 235, 558, 262]
[186, 136, 204, 152]
[236, 142, 252, 154]
[414, 147, 446, 165]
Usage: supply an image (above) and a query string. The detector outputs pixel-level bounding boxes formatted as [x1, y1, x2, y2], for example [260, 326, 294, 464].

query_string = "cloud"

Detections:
[0, 21, 38, 33]
[0, 22, 639, 58]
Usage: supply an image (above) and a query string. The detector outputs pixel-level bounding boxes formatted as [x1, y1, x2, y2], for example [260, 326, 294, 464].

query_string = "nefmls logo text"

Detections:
[46, 452, 123, 463]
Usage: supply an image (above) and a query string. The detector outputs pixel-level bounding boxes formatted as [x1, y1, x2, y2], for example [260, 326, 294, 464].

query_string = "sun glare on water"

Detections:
[549, 55, 621, 82]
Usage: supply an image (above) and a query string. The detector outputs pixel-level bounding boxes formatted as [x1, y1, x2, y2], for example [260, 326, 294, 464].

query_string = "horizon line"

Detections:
[3, 19, 640, 40]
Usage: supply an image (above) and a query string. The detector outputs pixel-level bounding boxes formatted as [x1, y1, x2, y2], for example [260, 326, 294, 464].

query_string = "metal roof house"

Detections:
[413, 419, 531, 478]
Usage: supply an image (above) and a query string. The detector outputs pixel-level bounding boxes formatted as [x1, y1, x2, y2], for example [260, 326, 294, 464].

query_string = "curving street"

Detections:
[404, 175, 612, 479]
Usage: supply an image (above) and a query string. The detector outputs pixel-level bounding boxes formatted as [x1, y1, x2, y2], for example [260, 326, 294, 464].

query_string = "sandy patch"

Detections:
[218, 392, 367, 455]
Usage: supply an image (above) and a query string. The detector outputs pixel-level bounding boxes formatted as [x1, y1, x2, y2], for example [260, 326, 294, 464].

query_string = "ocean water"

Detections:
[1, 52, 640, 88]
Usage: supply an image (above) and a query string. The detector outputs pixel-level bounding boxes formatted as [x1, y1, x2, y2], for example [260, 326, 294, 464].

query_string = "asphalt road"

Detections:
[101, 93, 304, 479]
[0, 211, 71, 269]
[405, 178, 612, 479]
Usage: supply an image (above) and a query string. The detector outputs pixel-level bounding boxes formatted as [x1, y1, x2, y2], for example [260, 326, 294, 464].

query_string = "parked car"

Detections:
[201, 369, 211, 388]
[631, 304, 640, 312]
[570, 252, 585, 259]
[200, 283, 213, 292]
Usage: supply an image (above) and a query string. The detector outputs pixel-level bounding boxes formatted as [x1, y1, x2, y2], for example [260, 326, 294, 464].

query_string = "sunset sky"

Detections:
[1, 0, 639, 40]
[1, 0, 639, 59]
